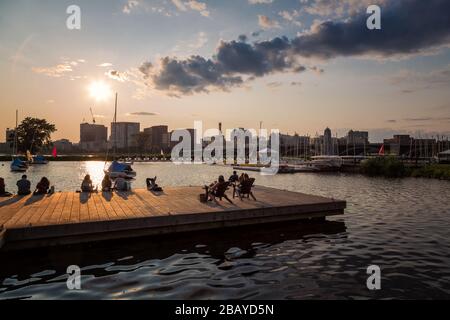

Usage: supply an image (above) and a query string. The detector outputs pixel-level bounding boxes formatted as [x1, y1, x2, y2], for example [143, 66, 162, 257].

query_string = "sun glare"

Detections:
[89, 81, 112, 101]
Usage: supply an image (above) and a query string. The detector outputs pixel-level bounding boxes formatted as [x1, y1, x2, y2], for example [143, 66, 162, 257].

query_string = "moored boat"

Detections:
[11, 158, 28, 172]
[105, 160, 136, 179]
[30, 155, 49, 165]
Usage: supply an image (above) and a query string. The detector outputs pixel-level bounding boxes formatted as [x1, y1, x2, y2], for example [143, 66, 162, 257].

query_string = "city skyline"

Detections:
[1, 0, 449, 143]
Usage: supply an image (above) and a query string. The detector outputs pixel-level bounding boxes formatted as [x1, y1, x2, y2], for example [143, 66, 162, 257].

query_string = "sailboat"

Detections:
[10, 110, 28, 172]
[105, 93, 137, 180]
[27, 151, 48, 165]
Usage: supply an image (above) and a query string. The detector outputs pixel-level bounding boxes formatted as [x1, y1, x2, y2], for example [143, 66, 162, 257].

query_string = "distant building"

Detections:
[143, 125, 169, 153]
[323, 127, 333, 155]
[80, 123, 108, 152]
[53, 139, 74, 153]
[280, 134, 310, 157]
[110, 122, 140, 151]
[347, 130, 369, 145]
[5, 128, 15, 153]
[383, 135, 436, 157]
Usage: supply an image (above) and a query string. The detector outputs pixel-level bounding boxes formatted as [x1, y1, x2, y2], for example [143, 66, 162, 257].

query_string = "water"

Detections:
[0, 161, 449, 299]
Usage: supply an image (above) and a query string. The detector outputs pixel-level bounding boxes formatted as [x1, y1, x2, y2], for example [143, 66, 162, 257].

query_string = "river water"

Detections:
[0, 161, 449, 299]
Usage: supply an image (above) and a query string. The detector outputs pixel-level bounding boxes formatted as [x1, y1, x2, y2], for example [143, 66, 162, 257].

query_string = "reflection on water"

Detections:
[0, 162, 450, 299]
[79, 162, 106, 189]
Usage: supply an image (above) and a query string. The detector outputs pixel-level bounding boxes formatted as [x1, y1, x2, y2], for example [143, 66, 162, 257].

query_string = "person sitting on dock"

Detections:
[146, 177, 163, 192]
[234, 174, 257, 201]
[16, 175, 31, 196]
[81, 174, 95, 193]
[204, 175, 233, 204]
[114, 176, 130, 192]
[101, 174, 112, 192]
[33, 177, 50, 195]
[228, 171, 239, 184]
[0, 177, 12, 197]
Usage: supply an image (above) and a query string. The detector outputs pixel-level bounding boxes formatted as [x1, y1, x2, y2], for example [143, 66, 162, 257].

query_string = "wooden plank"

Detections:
[36, 192, 63, 226]
[0, 196, 29, 227]
[49, 192, 68, 224]
[86, 193, 99, 221]
[69, 192, 81, 223]
[59, 192, 74, 224]
[97, 192, 118, 220]
[78, 193, 90, 222]
[12, 193, 54, 228]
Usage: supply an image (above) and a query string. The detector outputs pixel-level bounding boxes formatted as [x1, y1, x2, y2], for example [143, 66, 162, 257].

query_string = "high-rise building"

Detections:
[347, 130, 369, 145]
[143, 125, 169, 152]
[110, 122, 140, 150]
[79, 123, 108, 152]
[323, 127, 333, 155]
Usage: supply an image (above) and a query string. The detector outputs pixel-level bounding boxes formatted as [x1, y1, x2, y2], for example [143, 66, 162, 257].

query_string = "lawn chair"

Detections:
[234, 178, 256, 201]
[209, 181, 233, 204]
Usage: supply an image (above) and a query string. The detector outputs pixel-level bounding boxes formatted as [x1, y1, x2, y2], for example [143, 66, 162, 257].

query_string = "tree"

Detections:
[16, 117, 57, 153]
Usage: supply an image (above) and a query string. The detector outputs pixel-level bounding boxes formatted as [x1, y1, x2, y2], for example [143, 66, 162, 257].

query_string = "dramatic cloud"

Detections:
[97, 62, 113, 67]
[140, 56, 244, 96]
[141, 0, 450, 96]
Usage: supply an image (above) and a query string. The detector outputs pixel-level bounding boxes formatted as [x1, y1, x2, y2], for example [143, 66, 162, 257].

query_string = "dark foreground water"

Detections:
[0, 162, 449, 299]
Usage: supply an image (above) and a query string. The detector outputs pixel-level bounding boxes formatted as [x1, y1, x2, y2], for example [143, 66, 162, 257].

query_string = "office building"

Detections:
[80, 123, 108, 152]
[110, 122, 140, 150]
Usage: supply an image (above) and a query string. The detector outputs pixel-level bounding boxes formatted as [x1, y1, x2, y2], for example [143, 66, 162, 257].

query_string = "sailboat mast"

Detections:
[113, 92, 118, 159]
[13, 109, 18, 156]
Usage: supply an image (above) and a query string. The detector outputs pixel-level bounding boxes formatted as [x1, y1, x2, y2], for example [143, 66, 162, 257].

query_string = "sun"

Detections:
[88, 81, 112, 101]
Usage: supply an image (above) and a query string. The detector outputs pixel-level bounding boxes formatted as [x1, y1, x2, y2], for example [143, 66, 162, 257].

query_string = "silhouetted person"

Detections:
[102, 174, 112, 192]
[0, 177, 12, 197]
[114, 177, 129, 191]
[34, 177, 50, 195]
[146, 177, 163, 192]
[229, 171, 239, 183]
[81, 174, 94, 193]
[17, 175, 31, 196]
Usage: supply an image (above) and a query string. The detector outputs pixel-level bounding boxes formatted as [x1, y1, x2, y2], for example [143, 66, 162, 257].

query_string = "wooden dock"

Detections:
[0, 186, 346, 250]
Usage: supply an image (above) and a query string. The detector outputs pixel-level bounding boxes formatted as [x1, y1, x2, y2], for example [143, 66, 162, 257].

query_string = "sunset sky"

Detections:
[1, 0, 449, 143]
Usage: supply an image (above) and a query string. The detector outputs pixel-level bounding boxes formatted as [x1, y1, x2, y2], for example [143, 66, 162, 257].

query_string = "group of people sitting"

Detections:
[0, 175, 53, 197]
[203, 171, 256, 204]
[80, 174, 130, 193]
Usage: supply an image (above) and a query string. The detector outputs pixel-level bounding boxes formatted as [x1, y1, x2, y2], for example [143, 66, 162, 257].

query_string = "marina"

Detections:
[0, 185, 345, 250]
